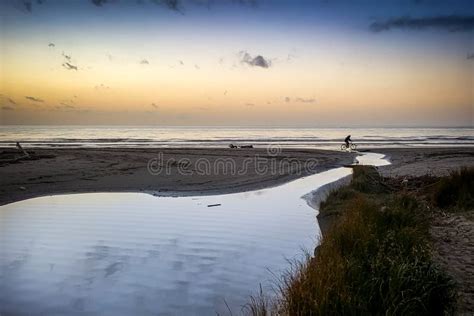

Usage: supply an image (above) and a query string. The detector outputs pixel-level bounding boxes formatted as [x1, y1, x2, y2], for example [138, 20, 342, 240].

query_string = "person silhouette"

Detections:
[344, 135, 352, 148]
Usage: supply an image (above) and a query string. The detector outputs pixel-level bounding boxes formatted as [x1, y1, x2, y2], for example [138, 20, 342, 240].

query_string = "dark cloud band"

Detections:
[370, 15, 474, 32]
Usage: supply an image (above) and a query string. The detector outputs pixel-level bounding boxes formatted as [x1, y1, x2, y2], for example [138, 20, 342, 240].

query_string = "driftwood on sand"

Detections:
[0, 143, 55, 166]
[229, 144, 253, 149]
[16, 142, 30, 158]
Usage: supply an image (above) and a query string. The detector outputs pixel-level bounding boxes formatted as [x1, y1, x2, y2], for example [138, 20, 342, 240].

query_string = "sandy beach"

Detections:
[1, 146, 473, 206]
[0, 147, 357, 206]
[373, 147, 474, 178]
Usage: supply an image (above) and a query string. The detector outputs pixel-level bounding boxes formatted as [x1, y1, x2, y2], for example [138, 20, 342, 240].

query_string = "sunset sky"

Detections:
[0, 0, 473, 126]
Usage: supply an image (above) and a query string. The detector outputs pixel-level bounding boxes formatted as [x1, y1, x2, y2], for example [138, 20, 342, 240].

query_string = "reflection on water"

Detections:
[356, 152, 390, 166]
[0, 153, 388, 315]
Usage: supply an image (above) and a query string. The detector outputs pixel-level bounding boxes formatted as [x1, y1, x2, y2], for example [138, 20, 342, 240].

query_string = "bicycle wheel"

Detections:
[350, 143, 357, 150]
[341, 144, 347, 151]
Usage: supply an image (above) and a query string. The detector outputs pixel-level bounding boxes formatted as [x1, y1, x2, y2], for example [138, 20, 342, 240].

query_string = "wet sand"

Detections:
[0, 147, 355, 206]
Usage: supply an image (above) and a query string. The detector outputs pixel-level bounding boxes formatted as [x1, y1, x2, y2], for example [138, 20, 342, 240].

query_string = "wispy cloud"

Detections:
[1, 96, 17, 105]
[62, 52, 72, 61]
[62, 62, 78, 70]
[59, 103, 75, 109]
[2, 106, 15, 111]
[95, 84, 110, 90]
[151, 103, 159, 109]
[91, 0, 109, 7]
[239, 51, 271, 68]
[147, 0, 258, 13]
[23, 1, 32, 12]
[370, 15, 474, 32]
[60, 98, 75, 105]
[21, 0, 44, 13]
[286, 53, 296, 62]
[53, 104, 84, 112]
[25, 96, 44, 102]
[19, 0, 257, 14]
[285, 96, 316, 103]
[48, 42, 55, 47]
[468, 53, 474, 60]
[295, 97, 316, 103]
[150, 0, 182, 13]
[140, 59, 150, 65]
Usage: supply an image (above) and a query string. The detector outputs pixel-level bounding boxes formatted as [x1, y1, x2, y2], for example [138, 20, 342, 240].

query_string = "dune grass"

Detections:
[247, 166, 457, 315]
[432, 167, 474, 211]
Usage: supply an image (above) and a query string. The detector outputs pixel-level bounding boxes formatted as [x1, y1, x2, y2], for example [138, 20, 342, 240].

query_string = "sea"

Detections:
[0, 126, 472, 149]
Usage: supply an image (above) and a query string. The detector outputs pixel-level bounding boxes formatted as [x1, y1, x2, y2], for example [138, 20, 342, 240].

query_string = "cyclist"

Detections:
[344, 135, 352, 148]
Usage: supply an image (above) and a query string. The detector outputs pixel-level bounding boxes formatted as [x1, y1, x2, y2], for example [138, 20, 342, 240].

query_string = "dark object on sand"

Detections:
[207, 204, 221, 207]
[0, 144, 55, 166]
[16, 142, 30, 158]
[229, 144, 253, 149]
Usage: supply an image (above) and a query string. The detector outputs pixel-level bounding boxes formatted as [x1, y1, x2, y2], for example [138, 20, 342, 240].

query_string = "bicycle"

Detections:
[341, 142, 357, 151]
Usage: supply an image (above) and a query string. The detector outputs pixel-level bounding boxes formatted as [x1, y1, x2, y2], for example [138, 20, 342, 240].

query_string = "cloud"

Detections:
[286, 53, 296, 62]
[23, 1, 32, 12]
[18, 0, 257, 14]
[233, 0, 258, 6]
[295, 97, 316, 103]
[91, 0, 109, 7]
[151, 103, 159, 109]
[370, 15, 474, 33]
[62, 62, 78, 70]
[239, 51, 271, 68]
[284, 96, 316, 103]
[245, 103, 255, 107]
[2, 106, 15, 111]
[60, 99, 75, 105]
[95, 84, 110, 90]
[149, 0, 182, 13]
[468, 53, 474, 60]
[179, 60, 184, 65]
[1, 96, 17, 105]
[48, 43, 55, 47]
[148, 0, 257, 13]
[53, 104, 82, 112]
[25, 96, 44, 102]
[62, 52, 72, 60]
[59, 103, 75, 109]
[140, 59, 149, 65]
